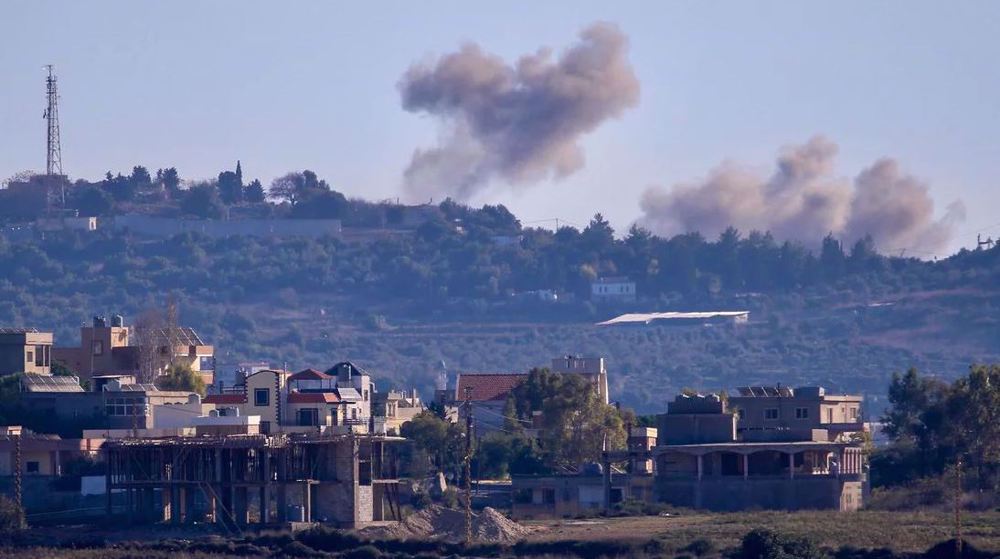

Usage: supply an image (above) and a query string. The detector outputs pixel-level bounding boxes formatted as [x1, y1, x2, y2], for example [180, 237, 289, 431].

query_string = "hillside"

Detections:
[1, 203, 997, 413]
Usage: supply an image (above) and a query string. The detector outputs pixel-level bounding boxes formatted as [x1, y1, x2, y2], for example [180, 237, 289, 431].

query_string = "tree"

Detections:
[156, 168, 181, 199]
[268, 170, 329, 207]
[217, 170, 243, 205]
[582, 213, 615, 251]
[245, 179, 266, 204]
[129, 166, 153, 196]
[509, 368, 626, 471]
[948, 365, 1000, 490]
[181, 183, 225, 219]
[72, 186, 114, 216]
[156, 362, 206, 395]
[400, 411, 465, 478]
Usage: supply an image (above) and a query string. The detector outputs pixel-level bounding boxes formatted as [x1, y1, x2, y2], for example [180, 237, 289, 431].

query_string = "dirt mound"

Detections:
[361, 505, 530, 543]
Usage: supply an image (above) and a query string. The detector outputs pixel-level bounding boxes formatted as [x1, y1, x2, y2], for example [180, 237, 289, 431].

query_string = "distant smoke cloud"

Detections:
[399, 22, 640, 200]
[640, 136, 965, 253]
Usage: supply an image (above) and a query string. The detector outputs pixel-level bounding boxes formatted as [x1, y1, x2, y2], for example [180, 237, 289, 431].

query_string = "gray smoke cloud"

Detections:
[640, 136, 965, 253]
[399, 22, 640, 200]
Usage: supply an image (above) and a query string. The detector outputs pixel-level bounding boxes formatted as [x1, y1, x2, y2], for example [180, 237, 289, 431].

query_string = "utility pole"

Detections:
[13, 426, 22, 514]
[955, 457, 963, 559]
[463, 386, 473, 544]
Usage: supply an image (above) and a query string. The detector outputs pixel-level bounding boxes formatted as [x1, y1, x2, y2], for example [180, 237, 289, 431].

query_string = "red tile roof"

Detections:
[288, 368, 333, 381]
[287, 392, 341, 404]
[455, 373, 528, 402]
[203, 394, 247, 405]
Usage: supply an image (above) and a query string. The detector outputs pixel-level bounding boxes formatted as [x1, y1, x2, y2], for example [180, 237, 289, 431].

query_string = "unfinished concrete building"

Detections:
[104, 434, 401, 530]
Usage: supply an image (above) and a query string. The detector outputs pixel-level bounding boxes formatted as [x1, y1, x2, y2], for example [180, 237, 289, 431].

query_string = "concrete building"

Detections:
[372, 389, 424, 435]
[0, 426, 104, 477]
[104, 433, 402, 529]
[549, 356, 609, 405]
[53, 316, 215, 384]
[590, 276, 636, 303]
[203, 365, 378, 435]
[730, 386, 865, 442]
[0, 328, 53, 376]
[651, 390, 867, 512]
[19, 374, 196, 433]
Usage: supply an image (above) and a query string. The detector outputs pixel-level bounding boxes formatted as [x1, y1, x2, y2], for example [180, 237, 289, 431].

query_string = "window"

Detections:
[26, 461, 39, 474]
[850, 407, 858, 420]
[35, 345, 45, 367]
[105, 397, 146, 416]
[92, 340, 103, 356]
[26, 351, 33, 363]
[765, 408, 779, 420]
[260, 421, 271, 434]
[352, 408, 358, 420]
[827, 408, 833, 423]
[795, 407, 809, 419]
[254, 388, 270, 407]
[297, 408, 319, 426]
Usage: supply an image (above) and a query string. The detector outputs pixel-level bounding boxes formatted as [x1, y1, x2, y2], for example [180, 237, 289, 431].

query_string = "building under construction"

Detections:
[104, 434, 402, 530]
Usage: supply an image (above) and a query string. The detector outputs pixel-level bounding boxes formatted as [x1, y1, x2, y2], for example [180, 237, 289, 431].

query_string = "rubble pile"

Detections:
[362, 505, 530, 543]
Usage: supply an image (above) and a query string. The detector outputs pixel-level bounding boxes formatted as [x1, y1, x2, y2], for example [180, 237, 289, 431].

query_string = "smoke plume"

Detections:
[639, 136, 965, 253]
[399, 22, 640, 200]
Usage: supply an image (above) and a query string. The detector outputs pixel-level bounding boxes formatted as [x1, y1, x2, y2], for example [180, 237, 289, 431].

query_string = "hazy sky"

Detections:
[1, 1, 997, 256]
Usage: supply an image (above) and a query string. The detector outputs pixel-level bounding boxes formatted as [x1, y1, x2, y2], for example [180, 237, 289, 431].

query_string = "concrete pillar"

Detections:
[179, 487, 189, 523]
[788, 453, 795, 479]
[742, 454, 749, 480]
[302, 483, 311, 522]
[162, 486, 173, 522]
[696, 454, 703, 481]
[170, 486, 181, 523]
[276, 485, 288, 523]
[260, 486, 270, 524]
[208, 492, 217, 524]
[234, 486, 249, 526]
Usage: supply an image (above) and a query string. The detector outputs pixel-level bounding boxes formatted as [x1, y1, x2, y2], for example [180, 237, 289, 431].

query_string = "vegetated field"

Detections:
[523, 509, 1000, 553]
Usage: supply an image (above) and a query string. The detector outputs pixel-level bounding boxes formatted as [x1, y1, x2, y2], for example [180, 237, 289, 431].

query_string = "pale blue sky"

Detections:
[1, 1, 997, 255]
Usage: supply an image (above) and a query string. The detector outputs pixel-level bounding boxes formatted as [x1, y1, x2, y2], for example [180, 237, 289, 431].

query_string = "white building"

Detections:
[591, 277, 636, 303]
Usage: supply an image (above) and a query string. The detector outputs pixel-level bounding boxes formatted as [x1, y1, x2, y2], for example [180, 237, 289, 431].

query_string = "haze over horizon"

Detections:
[2, 1, 998, 257]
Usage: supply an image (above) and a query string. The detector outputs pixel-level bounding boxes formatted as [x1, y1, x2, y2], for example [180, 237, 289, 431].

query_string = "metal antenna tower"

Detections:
[44, 65, 63, 181]
[43, 65, 65, 213]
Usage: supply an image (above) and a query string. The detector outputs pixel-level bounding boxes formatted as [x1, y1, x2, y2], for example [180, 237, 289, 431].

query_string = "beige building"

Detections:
[730, 386, 865, 442]
[373, 389, 424, 435]
[0, 328, 53, 376]
[53, 316, 214, 384]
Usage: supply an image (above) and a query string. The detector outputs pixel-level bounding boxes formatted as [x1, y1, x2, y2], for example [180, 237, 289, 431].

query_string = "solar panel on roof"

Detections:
[0, 327, 40, 334]
[21, 374, 84, 393]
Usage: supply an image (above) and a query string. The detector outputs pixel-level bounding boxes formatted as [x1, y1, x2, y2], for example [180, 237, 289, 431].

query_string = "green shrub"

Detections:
[0, 496, 25, 532]
[683, 538, 717, 557]
[739, 528, 826, 559]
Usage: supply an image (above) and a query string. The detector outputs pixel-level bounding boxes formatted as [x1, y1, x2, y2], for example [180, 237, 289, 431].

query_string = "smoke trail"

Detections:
[639, 136, 964, 253]
[399, 22, 640, 200]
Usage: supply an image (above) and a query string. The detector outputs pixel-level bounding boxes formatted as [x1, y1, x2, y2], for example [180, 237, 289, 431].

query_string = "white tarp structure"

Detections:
[596, 311, 749, 326]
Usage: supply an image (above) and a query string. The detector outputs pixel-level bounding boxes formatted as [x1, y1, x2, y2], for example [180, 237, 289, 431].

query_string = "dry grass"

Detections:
[523, 509, 1000, 553]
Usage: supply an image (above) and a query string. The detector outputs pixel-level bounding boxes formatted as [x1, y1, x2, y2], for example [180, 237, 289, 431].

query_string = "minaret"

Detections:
[235, 160, 243, 185]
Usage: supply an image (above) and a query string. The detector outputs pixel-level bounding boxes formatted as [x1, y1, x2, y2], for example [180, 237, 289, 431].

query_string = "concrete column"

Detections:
[788, 453, 795, 479]
[170, 486, 181, 523]
[260, 486, 270, 524]
[696, 454, 703, 481]
[276, 485, 288, 522]
[178, 487, 189, 523]
[208, 492, 217, 524]
[234, 486, 249, 526]
[162, 486, 173, 522]
[742, 454, 749, 480]
[302, 483, 311, 522]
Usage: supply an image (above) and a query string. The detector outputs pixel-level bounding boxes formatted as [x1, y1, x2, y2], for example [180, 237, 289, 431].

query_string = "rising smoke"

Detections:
[399, 22, 640, 200]
[639, 136, 965, 252]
